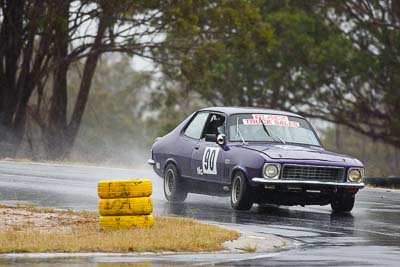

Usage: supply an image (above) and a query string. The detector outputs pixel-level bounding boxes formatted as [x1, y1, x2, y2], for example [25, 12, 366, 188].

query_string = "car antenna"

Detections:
[236, 117, 246, 145]
[259, 118, 286, 144]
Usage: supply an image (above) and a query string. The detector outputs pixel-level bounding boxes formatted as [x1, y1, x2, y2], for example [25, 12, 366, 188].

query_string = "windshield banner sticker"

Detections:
[242, 114, 300, 127]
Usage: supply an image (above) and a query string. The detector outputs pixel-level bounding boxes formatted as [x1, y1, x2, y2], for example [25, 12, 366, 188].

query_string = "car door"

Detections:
[191, 113, 226, 182]
[179, 111, 209, 178]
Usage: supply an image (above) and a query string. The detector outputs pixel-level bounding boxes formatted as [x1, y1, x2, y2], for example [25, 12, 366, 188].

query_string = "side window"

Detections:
[184, 112, 209, 139]
[202, 113, 226, 139]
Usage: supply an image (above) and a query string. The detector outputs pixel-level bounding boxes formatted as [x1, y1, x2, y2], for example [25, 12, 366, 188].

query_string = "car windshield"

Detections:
[228, 113, 321, 146]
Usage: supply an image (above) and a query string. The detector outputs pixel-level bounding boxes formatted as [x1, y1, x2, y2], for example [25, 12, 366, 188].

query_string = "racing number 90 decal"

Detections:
[202, 147, 220, 175]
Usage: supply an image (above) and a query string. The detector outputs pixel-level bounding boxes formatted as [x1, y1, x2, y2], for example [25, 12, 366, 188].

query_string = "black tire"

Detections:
[164, 164, 188, 202]
[331, 195, 355, 213]
[231, 171, 253, 211]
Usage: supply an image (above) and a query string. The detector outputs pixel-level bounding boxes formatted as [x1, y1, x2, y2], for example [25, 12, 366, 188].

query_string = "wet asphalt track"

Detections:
[0, 160, 400, 266]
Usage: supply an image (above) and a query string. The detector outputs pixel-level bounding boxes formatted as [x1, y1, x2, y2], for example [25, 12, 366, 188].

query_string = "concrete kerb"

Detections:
[223, 229, 287, 253]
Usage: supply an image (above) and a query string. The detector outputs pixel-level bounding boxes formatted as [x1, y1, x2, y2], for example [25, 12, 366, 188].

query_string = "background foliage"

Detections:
[1, 0, 399, 176]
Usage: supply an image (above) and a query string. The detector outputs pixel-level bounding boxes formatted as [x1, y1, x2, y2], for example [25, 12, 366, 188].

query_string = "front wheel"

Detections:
[331, 195, 355, 213]
[231, 171, 253, 211]
[164, 164, 188, 202]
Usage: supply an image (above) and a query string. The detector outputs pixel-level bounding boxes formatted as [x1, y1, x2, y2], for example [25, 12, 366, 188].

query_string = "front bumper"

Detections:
[147, 159, 156, 166]
[252, 178, 364, 189]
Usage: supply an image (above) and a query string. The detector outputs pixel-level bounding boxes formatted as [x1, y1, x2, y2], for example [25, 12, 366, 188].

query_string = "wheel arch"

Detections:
[230, 166, 248, 182]
[163, 158, 181, 177]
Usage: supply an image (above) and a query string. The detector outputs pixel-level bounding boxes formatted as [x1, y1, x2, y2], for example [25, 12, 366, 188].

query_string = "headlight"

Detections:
[263, 163, 281, 179]
[348, 168, 363, 183]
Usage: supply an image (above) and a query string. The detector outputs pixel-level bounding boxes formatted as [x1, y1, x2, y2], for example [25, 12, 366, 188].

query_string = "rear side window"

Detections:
[184, 112, 209, 139]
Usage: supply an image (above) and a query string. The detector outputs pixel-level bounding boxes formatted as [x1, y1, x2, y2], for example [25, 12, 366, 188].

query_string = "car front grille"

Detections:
[281, 165, 344, 182]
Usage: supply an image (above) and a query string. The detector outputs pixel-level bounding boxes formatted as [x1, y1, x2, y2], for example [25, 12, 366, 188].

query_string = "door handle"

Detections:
[194, 144, 200, 150]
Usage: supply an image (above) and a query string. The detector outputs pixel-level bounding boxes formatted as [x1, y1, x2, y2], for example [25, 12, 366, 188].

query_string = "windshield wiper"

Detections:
[259, 118, 286, 144]
[236, 117, 246, 144]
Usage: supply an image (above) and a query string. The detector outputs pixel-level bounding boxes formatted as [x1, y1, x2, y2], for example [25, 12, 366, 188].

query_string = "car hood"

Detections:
[242, 144, 355, 163]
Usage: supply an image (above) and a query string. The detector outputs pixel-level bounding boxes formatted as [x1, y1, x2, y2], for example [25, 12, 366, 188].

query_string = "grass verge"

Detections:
[239, 244, 257, 252]
[0, 205, 239, 253]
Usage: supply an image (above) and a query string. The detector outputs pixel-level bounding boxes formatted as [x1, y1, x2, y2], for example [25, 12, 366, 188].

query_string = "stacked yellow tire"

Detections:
[98, 179, 154, 229]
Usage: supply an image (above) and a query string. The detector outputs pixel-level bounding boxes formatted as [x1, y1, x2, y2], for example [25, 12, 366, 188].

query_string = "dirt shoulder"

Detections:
[0, 206, 95, 232]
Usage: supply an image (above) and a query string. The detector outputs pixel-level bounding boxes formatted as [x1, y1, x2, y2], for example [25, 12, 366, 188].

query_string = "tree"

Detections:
[154, 0, 400, 149]
[68, 55, 153, 165]
[154, 0, 275, 106]
[0, 0, 180, 159]
[18, 55, 154, 163]
[297, 0, 400, 148]
[1, 0, 285, 160]
[321, 124, 400, 176]
[0, 0, 147, 158]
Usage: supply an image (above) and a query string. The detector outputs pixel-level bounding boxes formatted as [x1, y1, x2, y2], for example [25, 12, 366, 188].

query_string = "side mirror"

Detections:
[205, 134, 217, 142]
[217, 134, 226, 145]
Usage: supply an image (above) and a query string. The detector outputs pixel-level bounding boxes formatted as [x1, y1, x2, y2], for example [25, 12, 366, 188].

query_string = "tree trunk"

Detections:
[61, 5, 111, 158]
[45, 0, 69, 159]
[0, 0, 25, 157]
[12, 1, 44, 156]
[335, 125, 341, 151]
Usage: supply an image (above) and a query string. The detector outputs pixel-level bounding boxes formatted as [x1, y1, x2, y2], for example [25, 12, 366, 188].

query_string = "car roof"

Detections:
[199, 107, 304, 118]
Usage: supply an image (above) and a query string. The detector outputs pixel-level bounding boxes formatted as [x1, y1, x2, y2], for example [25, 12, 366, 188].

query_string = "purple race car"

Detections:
[148, 107, 364, 212]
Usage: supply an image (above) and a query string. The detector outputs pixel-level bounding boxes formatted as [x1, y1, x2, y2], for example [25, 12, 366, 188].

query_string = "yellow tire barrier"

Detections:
[98, 197, 153, 216]
[99, 215, 154, 229]
[98, 179, 152, 199]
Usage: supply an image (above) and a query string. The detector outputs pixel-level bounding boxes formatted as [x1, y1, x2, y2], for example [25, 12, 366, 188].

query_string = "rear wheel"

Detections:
[231, 171, 253, 211]
[331, 195, 355, 213]
[164, 164, 188, 202]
